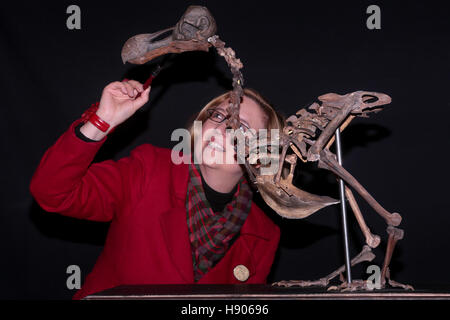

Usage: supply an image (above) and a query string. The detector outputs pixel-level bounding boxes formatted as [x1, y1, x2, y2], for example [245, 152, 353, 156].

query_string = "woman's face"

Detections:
[196, 96, 268, 175]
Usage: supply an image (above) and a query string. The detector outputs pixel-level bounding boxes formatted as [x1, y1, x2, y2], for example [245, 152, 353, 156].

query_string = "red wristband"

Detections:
[81, 102, 99, 122]
[88, 113, 110, 132]
[80, 102, 111, 133]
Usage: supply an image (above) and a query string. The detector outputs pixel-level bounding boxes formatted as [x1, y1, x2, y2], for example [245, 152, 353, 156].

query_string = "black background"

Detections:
[1, 0, 449, 299]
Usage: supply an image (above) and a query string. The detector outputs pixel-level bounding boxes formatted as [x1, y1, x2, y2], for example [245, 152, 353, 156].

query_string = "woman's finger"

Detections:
[126, 80, 144, 92]
[106, 81, 127, 95]
[114, 82, 128, 95]
[133, 87, 151, 109]
[122, 82, 135, 97]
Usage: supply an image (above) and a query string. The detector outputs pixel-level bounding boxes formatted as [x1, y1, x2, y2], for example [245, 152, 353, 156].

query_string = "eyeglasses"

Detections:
[206, 109, 250, 132]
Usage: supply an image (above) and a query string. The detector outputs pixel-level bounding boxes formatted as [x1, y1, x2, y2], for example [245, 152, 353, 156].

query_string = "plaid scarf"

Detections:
[186, 163, 252, 282]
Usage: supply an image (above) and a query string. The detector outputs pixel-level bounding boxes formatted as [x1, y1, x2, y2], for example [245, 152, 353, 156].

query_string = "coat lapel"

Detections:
[239, 205, 272, 241]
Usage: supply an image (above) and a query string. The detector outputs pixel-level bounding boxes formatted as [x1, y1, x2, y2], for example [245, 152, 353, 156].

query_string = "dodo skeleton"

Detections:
[121, 5, 413, 291]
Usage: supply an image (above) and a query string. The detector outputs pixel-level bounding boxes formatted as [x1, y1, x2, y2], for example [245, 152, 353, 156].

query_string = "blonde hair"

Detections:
[189, 88, 284, 141]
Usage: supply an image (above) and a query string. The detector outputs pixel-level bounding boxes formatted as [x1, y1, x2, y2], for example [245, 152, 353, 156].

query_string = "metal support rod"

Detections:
[335, 128, 352, 284]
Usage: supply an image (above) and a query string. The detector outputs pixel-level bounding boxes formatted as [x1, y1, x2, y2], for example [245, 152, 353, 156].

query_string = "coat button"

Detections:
[233, 264, 250, 282]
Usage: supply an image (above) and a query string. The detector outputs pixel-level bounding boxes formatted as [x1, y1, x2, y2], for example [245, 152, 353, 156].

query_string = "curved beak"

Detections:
[121, 5, 216, 65]
[121, 27, 175, 64]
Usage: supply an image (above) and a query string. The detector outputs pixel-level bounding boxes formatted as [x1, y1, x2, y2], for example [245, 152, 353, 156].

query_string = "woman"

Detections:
[30, 80, 282, 299]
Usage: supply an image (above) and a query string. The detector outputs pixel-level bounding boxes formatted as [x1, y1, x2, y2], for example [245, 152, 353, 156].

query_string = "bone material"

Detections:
[380, 226, 404, 285]
[344, 186, 381, 248]
[272, 245, 375, 288]
[319, 148, 402, 226]
[323, 245, 376, 283]
[121, 6, 216, 64]
[121, 6, 409, 290]
[308, 92, 391, 161]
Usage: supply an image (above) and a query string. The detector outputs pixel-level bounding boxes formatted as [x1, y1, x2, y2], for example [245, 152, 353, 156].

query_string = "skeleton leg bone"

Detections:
[345, 186, 381, 248]
[318, 148, 402, 226]
[272, 245, 375, 288]
[380, 226, 414, 290]
[324, 114, 380, 246]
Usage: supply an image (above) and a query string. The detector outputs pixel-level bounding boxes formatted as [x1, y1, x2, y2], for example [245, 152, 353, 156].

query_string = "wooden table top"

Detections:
[84, 284, 450, 300]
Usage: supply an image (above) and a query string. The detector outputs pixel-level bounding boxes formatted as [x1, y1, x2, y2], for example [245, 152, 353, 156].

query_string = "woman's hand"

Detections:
[80, 80, 151, 141]
[96, 80, 151, 128]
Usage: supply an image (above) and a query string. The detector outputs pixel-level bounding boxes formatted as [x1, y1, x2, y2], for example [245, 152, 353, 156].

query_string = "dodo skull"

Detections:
[121, 6, 217, 65]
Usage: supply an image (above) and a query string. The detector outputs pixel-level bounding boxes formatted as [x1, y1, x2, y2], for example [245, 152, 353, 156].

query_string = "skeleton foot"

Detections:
[327, 279, 373, 292]
[272, 278, 328, 288]
[326, 268, 414, 292]
[388, 279, 414, 291]
[327, 272, 372, 292]
[273, 246, 375, 290]
[328, 278, 414, 292]
[327, 273, 375, 292]
[385, 268, 414, 291]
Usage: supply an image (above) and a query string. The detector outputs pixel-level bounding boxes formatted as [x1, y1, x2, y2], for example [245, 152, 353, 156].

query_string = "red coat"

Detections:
[30, 119, 280, 300]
